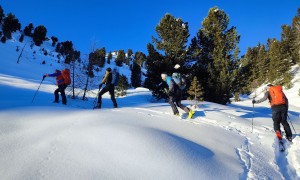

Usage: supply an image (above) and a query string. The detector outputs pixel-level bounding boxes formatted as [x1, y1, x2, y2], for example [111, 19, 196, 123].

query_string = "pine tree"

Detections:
[240, 44, 265, 91]
[193, 7, 240, 104]
[97, 47, 106, 67]
[144, 44, 162, 89]
[235, 44, 264, 95]
[236, 54, 254, 94]
[267, 39, 292, 86]
[0, 6, 4, 23]
[126, 49, 133, 66]
[115, 74, 129, 97]
[186, 37, 202, 61]
[33, 25, 47, 46]
[116, 50, 125, 67]
[134, 51, 146, 67]
[187, 76, 204, 107]
[152, 13, 189, 64]
[2, 13, 21, 39]
[291, 8, 300, 64]
[144, 43, 168, 100]
[107, 51, 112, 64]
[131, 62, 142, 88]
[55, 41, 75, 64]
[281, 25, 294, 65]
[24, 23, 34, 37]
[256, 44, 269, 84]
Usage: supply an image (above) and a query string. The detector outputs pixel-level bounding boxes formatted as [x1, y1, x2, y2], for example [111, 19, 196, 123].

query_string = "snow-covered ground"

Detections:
[1, 38, 300, 179]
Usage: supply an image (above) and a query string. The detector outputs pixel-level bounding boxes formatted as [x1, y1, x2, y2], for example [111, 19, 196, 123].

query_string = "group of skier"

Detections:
[43, 64, 195, 118]
[43, 67, 118, 108]
[42, 65, 294, 144]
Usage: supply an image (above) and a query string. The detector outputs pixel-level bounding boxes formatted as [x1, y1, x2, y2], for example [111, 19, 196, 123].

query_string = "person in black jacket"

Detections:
[95, 68, 118, 109]
[252, 84, 292, 142]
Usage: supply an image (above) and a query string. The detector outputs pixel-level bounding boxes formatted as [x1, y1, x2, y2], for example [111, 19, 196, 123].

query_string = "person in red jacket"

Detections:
[252, 84, 292, 142]
[43, 69, 67, 105]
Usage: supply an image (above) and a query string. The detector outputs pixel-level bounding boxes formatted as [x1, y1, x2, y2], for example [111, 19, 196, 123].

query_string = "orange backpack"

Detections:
[269, 86, 286, 106]
[61, 68, 71, 85]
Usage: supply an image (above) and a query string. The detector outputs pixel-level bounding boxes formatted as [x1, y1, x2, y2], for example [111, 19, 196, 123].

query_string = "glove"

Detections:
[42, 75, 46, 80]
[252, 99, 256, 104]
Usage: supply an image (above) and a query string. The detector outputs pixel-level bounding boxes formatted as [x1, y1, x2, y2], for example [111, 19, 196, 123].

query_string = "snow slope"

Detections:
[1, 38, 300, 179]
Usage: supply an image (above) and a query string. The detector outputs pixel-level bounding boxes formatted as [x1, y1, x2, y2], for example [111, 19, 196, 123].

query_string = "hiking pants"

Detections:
[97, 84, 117, 108]
[54, 84, 67, 104]
[272, 105, 292, 138]
[168, 90, 190, 115]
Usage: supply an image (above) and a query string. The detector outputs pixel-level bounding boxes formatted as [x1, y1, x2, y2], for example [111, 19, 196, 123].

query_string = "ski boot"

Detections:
[188, 110, 195, 119]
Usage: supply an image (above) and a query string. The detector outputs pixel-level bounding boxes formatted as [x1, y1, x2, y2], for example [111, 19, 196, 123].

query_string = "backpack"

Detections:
[269, 86, 286, 106]
[172, 72, 186, 90]
[61, 68, 71, 85]
[111, 70, 120, 86]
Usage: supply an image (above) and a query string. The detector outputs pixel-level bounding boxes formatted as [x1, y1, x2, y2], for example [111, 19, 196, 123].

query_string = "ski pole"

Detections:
[287, 114, 297, 134]
[32, 79, 44, 103]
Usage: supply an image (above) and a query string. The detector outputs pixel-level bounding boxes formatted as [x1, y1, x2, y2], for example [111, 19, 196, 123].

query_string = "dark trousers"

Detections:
[168, 89, 189, 115]
[97, 84, 117, 108]
[54, 84, 67, 104]
[272, 105, 292, 138]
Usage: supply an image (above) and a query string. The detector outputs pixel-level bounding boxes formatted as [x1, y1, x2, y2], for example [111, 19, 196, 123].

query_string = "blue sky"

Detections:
[1, 0, 299, 56]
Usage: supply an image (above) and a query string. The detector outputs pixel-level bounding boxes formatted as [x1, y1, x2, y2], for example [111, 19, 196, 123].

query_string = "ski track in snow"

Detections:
[204, 109, 300, 180]
[207, 106, 300, 179]
[194, 112, 259, 179]
[133, 105, 300, 179]
[236, 138, 252, 179]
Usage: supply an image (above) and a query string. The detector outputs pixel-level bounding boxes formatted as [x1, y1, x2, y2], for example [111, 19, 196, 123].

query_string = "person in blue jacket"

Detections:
[161, 73, 195, 118]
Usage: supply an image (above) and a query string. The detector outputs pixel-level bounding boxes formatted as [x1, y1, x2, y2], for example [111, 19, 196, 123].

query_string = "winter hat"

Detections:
[174, 64, 180, 69]
[161, 73, 167, 79]
[265, 84, 273, 91]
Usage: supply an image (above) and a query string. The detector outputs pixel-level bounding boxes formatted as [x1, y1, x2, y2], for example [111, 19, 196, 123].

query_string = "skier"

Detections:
[43, 69, 67, 105]
[252, 84, 292, 142]
[161, 73, 195, 118]
[95, 67, 118, 109]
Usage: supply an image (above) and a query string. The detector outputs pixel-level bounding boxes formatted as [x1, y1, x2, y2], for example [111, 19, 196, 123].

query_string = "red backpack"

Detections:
[61, 68, 71, 85]
[269, 86, 286, 106]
